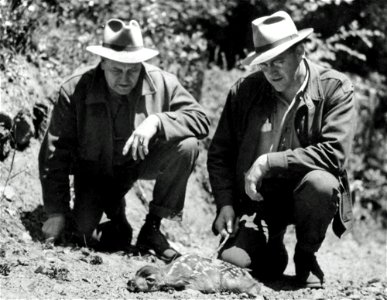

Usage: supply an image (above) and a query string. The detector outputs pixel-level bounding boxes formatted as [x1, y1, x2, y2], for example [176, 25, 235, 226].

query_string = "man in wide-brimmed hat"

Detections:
[208, 11, 356, 288]
[39, 19, 209, 262]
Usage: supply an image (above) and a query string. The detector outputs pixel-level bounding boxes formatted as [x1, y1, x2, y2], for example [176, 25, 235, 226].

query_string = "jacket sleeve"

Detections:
[39, 87, 76, 215]
[207, 89, 239, 211]
[267, 77, 356, 176]
[155, 73, 210, 141]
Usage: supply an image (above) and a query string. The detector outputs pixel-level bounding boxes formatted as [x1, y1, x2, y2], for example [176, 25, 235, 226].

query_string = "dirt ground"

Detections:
[1, 129, 386, 300]
[1, 62, 386, 300]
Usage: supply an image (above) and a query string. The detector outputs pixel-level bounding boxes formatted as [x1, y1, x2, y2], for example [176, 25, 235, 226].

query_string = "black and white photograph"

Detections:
[0, 0, 386, 299]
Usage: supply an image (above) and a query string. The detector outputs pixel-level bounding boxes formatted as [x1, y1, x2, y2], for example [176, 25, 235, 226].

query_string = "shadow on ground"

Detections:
[261, 275, 303, 291]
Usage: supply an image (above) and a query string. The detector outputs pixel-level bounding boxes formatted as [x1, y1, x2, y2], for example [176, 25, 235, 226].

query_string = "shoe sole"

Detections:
[136, 244, 181, 263]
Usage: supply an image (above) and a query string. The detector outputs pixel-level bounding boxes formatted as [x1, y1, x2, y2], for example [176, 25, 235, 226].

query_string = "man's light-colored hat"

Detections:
[242, 11, 313, 66]
[86, 19, 159, 63]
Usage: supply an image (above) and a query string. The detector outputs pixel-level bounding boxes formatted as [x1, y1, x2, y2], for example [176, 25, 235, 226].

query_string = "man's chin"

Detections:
[114, 88, 132, 95]
[272, 85, 285, 92]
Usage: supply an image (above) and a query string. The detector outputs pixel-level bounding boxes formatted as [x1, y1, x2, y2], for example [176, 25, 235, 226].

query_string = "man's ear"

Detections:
[295, 43, 305, 59]
[100, 58, 106, 70]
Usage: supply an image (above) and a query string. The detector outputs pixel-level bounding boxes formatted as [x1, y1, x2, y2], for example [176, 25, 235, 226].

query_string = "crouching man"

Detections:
[39, 18, 209, 262]
[207, 11, 356, 288]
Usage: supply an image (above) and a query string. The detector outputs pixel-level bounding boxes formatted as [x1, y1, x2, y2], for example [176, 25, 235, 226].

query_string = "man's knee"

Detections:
[219, 246, 252, 268]
[294, 170, 340, 202]
[176, 137, 199, 159]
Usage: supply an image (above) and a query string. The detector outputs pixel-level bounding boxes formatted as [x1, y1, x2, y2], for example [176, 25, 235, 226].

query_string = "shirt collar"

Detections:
[296, 59, 309, 97]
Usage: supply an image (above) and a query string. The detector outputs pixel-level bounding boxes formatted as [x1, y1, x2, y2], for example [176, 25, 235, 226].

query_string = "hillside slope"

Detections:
[0, 59, 386, 300]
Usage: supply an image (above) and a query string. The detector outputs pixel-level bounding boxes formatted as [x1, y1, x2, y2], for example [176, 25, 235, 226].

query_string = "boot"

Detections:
[136, 214, 180, 263]
[294, 245, 324, 288]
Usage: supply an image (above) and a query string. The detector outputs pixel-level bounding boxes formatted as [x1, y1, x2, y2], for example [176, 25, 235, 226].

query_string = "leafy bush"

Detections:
[1, 0, 237, 100]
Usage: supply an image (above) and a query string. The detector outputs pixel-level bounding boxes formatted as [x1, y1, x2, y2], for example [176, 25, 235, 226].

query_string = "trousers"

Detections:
[71, 137, 199, 238]
[220, 170, 340, 275]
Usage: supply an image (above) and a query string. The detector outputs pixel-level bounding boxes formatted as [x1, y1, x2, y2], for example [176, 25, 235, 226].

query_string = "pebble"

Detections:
[89, 255, 103, 265]
[0, 263, 11, 276]
[0, 186, 17, 202]
[313, 290, 325, 299]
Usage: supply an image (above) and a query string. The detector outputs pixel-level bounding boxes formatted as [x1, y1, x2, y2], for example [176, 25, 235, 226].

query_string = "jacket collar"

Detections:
[303, 58, 324, 102]
[141, 62, 157, 96]
[86, 62, 157, 105]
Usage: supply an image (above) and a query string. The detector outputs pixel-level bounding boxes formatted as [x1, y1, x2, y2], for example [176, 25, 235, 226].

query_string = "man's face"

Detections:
[101, 59, 142, 95]
[258, 46, 303, 94]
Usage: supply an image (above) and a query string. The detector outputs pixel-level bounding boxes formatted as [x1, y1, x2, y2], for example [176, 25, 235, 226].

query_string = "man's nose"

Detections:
[120, 71, 132, 83]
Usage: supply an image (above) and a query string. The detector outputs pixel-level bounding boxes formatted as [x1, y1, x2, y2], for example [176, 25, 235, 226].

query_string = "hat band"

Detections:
[255, 34, 298, 54]
[103, 43, 144, 52]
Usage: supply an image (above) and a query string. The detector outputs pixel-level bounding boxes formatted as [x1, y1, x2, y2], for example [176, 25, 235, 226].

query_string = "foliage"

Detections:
[0, 0, 236, 100]
[348, 73, 387, 227]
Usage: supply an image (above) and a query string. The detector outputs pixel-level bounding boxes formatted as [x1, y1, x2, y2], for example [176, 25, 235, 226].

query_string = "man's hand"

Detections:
[214, 205, 239, 238]
[244, 154, 269, 201]
[122, 115, 161, 160]
[42, 214, 66, 241]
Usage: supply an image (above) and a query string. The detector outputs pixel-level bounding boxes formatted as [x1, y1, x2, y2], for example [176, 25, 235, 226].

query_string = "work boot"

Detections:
[294, 245, 324, 288]
[94, 217, 133, 252]
[136, 215, 181, 263]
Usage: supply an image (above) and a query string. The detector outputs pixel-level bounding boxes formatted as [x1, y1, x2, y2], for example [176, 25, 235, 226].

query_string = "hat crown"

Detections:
[103, 19, 144, 49]
[252, 11, 298, 52]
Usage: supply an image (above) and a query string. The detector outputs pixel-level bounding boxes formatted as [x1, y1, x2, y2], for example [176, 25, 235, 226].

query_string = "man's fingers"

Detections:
[245, 180, 255, 199]
[138, 144, 145, 160]
[231, 217, 240, 237]
[131, 136, 143, 160]
[220, 228, 229, 238]
[142, 138, 149, 156]
[123, 135, 134, 156]
[245, 178, 262, 200]
[226, 219, 233, 234]
[138, 138, 149, 160]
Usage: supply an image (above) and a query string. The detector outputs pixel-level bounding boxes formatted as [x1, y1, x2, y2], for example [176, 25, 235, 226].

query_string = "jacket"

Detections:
[207, 59, 356, 237]
[39, 62, 210, 215]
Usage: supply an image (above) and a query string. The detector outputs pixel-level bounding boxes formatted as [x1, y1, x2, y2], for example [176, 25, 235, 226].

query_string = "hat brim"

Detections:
[86, 45, 159, 63]
[242, 28, 313, 66]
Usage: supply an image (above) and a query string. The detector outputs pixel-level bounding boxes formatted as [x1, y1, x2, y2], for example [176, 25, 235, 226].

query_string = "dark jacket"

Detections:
[207, 59, 356, 237]
[39, 62, 210, 215]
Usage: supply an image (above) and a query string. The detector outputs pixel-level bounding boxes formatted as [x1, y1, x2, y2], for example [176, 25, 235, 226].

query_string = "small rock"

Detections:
[81, 248, 91, 256]
[43, 238, 55, 250]
[313, 290, 325, 299]
[0, 186, 17, 202]
[0, 112, 12, 160]
[35, 265, 71, 281]
[0, 263, 11, 276]
[0, 247, 6, 258]
[89, 255, 103, 265]
[367, 278, 380, 285]
[349, 293, 362, 300]
[21, 232, 32, 242]
[16, 259, 29, 266]
[11, 109, 35, 150]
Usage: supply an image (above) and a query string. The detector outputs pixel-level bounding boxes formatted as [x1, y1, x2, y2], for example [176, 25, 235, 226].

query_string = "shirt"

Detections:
[108, 69, 143, 166]
[256, 64, 310, 156]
